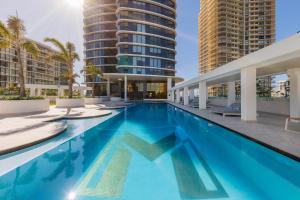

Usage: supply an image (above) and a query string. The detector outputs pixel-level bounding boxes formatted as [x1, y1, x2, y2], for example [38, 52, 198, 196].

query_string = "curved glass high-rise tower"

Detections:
[84, 0, 181, 99]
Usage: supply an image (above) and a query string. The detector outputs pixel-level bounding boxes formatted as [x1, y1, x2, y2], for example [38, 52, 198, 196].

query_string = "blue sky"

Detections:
[1, 0, 300, 81]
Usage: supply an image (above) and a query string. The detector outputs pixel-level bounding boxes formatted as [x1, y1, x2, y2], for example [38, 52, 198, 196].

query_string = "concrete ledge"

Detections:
[56, 98, 85, 108]
[208, 98, 290, 115]
[63, 110, 112, 119]
[0, 99, 49, 115]
[84, 98, 102, 105]
[0, 121, 67, 156]
[111, 97, 122, 102]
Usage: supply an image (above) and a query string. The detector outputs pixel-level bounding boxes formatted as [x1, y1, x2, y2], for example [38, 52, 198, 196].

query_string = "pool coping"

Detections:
[0, 122, 68, 156]
[167, 102, 300, 163]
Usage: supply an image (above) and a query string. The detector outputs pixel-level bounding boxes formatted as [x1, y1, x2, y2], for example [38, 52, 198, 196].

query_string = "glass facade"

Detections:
[84, 0, 118, 73]
[116, 0, 176, 76]
[84, 0, 177, 98]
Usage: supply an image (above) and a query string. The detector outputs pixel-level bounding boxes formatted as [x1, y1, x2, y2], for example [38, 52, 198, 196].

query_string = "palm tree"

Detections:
[44, 38, 80, 98]
[43, 141, 79, 181]
[81, 62, 103, 97]
[0, 16, 39, 97]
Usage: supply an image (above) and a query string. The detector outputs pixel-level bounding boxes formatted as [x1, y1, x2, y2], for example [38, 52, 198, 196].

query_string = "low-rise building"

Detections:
[0, 39, 68, 89]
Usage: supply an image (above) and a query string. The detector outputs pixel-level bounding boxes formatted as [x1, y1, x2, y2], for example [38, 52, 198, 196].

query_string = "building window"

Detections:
[133, 34, 146, 44]
[133, 45, 145, 54]
[137, 24, 146, 32]
[150, 58, 161, 68]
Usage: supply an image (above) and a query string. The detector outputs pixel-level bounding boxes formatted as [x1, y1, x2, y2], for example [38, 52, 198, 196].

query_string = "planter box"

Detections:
[0, 99, 49, 115]
[111, 97, 122, 102]
[84, 98, 102, 105]
[56, 98, 85, 108]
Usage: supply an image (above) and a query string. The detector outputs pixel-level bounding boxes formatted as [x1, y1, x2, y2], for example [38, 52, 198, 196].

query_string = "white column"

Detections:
[29, 87, 35, 97]
[58, 88, 63, 97]
[184, 87, 189, 106]
[80, 89, 84, 97]
[124, 75, 128, 102]
[190, 88, 194, 101]
[287, 68, 300, 118]
[199, 81, 207, 110]
[167, 77, 172, 101]
[106, 77, 110, 97]
[171, 90, 175, 102]
[241, 67, 257, 121]
[227, 81, 236, 106]
[37, 88, 41, 96]
[176, 89, 180, 103]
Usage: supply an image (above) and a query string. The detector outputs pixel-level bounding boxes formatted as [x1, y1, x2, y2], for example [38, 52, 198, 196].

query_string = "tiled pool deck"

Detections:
[168, 102, 300, 161]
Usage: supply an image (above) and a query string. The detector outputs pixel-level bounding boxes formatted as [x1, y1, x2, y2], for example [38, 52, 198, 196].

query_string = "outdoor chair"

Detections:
[211, 103, 241, 117]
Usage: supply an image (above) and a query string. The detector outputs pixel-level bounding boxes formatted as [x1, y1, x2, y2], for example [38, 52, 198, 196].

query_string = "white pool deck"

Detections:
[0, 106, 112, 155]
[0, 108, 122, 176]
[168, 102, 300, 161]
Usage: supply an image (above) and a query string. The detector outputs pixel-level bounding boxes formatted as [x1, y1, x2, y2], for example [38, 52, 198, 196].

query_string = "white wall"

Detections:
[84, 98, 102, 105]
[0, 100, 49, 115]
[208, 98, 290, 115]
[56, 99, 85, 108]
[257, 99, 290, 115]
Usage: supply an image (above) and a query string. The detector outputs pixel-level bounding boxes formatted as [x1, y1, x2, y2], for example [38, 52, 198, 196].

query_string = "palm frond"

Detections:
[66, 42, 75, 52]
[72, 52, 80, 62]
[7, 16, 25, 38]
[0, 21, 12, 39]
[22, 41, 39, 58]
[44, 37, 68, 58]
[0, 39, 10, 48]
[46, 52, 67, 63]
[81, 62, 102, 77]
[0, 21, 12, 48]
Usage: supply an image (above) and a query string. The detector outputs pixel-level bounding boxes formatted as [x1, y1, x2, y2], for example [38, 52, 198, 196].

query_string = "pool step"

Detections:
[171, 142, 228, 199]
[77, 141, 132, 198]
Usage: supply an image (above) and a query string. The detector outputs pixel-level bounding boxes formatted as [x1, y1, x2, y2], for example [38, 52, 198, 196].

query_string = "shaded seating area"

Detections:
[169, 34, 300, 122]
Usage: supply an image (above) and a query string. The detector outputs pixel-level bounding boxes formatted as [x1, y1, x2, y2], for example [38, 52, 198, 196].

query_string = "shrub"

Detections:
[0, 96, 45, 101]
[59, 96, 82, 99]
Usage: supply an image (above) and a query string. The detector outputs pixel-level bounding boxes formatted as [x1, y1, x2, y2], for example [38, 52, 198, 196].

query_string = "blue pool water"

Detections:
[1, 103, 300, 200]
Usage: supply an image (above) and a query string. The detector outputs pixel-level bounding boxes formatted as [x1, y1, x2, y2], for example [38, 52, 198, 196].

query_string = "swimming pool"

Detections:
[0, 103, 300, 200]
